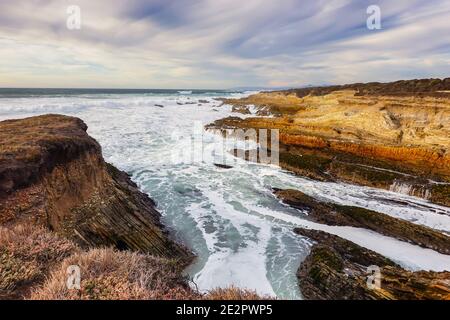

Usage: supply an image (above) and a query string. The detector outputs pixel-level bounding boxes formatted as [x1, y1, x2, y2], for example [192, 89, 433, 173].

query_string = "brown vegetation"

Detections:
[205, 286, 272, 300]
[284, 78, 450, 98]
[0, 223, 268, 300]
[30, 248, 197, 300]
[0, 224, 78, 299]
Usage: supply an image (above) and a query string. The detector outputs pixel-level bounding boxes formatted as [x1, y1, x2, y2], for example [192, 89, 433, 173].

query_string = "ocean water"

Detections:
[1, 89, 449, 299]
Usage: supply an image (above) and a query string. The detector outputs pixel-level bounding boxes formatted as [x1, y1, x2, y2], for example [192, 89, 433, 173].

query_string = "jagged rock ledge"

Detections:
[273, 189, 449, 254]
[295, 228, 450, 300]
[0, 114, 192, 261]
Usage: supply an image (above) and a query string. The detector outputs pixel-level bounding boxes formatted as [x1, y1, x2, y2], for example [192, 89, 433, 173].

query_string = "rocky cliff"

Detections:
[208, 78, 450, 206]
[295, 229, 450, 300]
[0, 114, 191, 260]
[206, 78, 450, 300]
[274, 189, 449, 254]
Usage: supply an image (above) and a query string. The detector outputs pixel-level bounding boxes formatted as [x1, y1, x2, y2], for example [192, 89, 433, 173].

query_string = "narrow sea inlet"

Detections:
[1, 89, 449, 299]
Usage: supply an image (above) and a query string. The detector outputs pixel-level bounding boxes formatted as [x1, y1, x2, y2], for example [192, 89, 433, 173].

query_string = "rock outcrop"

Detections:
[0, 114, 191, 260]
[208, 78, 450, 206]
[274, 189, 450, 254]
[285, 78, 450, 98]
[295, 228, 450, 300]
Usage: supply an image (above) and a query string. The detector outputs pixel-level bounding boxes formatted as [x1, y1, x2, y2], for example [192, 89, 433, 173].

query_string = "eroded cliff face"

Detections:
[208, 79, 450, 300]
[295, 229, 450, 300]
[0, 114, 191, 260]
[209, 78, 450, 205]
[273, 189, 450, 255]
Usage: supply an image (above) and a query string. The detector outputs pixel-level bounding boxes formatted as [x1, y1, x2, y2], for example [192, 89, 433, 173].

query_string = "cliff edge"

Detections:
[0, 114, 190, 260]
[208, 78, 450, 206]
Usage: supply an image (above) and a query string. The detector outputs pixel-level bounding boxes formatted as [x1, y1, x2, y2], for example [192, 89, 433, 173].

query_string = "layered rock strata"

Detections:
[273, 188, 449, 254]
[0, 114, 191, 260]
[295, 228, 450, 300]
[208, 78, 450, 206]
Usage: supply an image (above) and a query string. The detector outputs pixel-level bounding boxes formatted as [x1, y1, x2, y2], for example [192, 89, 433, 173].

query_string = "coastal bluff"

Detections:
[0, 114, 190, 260]
[208, 78, 450, 206]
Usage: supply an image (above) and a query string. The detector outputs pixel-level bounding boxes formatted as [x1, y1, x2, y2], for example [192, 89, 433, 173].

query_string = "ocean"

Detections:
[1, 88, 449, 299]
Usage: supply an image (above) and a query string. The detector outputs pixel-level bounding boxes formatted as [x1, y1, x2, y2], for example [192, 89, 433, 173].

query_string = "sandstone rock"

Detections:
[295, 228, 450, 300]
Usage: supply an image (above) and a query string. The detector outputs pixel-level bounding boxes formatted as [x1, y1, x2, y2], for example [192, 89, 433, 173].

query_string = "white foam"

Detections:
[245, 203, 450, 272]
[1, 91, 449, 300]
[188, 190, 275, 296]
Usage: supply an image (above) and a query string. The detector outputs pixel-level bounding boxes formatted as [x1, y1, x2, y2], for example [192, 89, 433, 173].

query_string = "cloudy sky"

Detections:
[0, 0, 449, 89]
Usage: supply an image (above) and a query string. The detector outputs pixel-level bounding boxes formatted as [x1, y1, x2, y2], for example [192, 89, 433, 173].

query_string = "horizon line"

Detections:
[0, 76, 447, 92]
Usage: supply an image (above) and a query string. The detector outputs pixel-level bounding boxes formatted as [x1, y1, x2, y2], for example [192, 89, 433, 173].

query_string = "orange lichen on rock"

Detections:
[279, 133, 329, 149]
[329, 141, 449, 172]
[208, 79, 450, 204]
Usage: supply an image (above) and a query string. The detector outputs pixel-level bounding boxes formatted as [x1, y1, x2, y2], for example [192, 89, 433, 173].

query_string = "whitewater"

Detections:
[0, 90, 449, 299]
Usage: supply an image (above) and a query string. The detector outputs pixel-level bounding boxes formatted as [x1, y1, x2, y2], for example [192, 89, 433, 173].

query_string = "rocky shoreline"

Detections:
[295, 228, 450, 300]
[0, 113, 284, 300]
[1, 79, 449, 300]
[207, 78, 450, 207]
[274, 188, 449, 254]
[0, 114, 273, 300]
[0, 114, 191, 259]
[207, 78, 450, 300]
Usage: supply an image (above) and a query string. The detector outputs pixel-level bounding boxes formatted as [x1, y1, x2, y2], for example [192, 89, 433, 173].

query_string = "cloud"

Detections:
[0, 0, 449, 88]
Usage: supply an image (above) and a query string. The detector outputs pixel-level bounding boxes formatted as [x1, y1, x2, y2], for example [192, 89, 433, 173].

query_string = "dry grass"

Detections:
[0, 114, 90, 163]
[29, 247, 272, 300]
[0, 224, 78, 298]
[204, 286, 274, 300]
[30, 248, 198, 300]
[1, 224, 270, 300]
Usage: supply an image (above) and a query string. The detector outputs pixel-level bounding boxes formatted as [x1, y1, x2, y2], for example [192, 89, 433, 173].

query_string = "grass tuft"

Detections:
[30, 248, 197, 300]
[0, 224, 78, 298]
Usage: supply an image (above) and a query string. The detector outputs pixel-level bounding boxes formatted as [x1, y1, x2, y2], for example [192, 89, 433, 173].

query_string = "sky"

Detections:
[0, 0, 449, 89]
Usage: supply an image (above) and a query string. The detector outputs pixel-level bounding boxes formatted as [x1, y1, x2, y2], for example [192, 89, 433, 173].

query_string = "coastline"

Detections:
[205, 78, 450, 299]
[0, 80, 449, 300]
[207, 78, 450, 207]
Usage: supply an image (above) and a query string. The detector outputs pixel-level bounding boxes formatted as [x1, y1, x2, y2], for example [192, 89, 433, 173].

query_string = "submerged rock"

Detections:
[295, 228, 450, 300]
[0, 114, 192, 260]
[214, 163, 233, 169]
